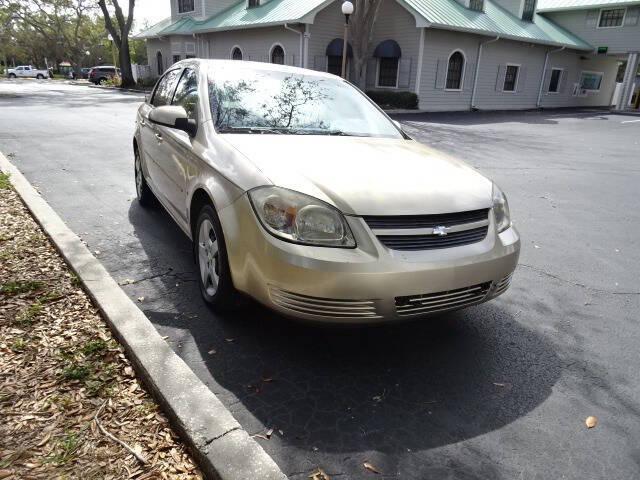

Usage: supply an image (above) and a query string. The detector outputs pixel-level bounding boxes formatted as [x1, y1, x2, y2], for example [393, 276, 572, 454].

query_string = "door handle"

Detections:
[140, 119, 146, 126]
[155, 133, 163, 142]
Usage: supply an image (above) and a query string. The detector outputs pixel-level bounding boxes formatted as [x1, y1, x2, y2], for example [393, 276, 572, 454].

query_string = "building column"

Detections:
[615, 52, 639, 111]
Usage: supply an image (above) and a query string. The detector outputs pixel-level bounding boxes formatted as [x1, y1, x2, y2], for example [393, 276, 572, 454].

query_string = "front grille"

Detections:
[493, 273, 512, 296]
[363, 209, 490, 251]
[363, 209, 489, 230]
[269, 287, 381, 319]
[395, 282, 491, 317]
[377, 226, 488, 251]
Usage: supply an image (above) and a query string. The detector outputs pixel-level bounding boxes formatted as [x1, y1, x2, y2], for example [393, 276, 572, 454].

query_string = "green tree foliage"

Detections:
[0, 0, 110, 71]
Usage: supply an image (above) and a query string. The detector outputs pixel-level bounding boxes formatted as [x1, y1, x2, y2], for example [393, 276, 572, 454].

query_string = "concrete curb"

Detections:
[0, 153, 287, 480]
[87, 84, 150, 94]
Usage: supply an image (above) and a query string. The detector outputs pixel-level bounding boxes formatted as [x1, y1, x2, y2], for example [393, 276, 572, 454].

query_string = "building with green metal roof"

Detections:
[135, 0, 638, 111]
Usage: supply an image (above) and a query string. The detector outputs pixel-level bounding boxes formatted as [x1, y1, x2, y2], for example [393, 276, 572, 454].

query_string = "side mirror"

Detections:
[149, 105, 197, 137]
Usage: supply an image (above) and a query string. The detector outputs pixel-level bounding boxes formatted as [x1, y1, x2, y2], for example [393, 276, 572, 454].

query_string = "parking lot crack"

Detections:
[519, 263, 640, 295]
[204, 426, 241, 446]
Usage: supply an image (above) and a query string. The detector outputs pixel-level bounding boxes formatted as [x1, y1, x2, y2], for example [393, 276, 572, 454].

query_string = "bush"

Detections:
[366, 90, 418, 110]
[104, 75, 122, 87]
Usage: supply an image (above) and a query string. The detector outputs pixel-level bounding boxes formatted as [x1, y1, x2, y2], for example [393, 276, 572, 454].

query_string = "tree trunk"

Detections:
[119, 36, 134, 87]
[349, 0, 383, 90]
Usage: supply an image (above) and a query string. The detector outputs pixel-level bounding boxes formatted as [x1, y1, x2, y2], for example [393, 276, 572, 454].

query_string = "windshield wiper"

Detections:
[217, 126, 286, 134]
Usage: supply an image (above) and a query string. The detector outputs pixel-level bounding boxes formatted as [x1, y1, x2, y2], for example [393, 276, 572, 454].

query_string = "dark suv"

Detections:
[88, 66, 121, 85]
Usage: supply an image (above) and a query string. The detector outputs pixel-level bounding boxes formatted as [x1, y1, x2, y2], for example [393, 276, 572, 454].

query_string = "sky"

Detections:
[131, 0, 171, 33]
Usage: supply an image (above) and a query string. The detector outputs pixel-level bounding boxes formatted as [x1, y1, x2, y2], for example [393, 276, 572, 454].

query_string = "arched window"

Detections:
[270, 45, 285, 65]
[446, 51, 465, 90]
[325, 38, 352, 76]
[373, 40, 401, 88]
[156, 51, 164, 76]
[232, 47, 243, 60]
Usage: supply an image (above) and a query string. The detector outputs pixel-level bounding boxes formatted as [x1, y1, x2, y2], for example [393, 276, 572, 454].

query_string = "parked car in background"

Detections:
[88, 66, 120, 85]
[6, 65, 49, 79]
[133, 60, 520, 323]
[80, 68, 91, 79]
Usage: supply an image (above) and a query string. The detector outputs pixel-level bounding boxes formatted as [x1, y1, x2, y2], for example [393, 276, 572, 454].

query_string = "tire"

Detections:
[8, 73, 16, 79]
[134, 149, 156, 207]
[36, 74, 44, 80]
[98, 78, 107, 85]
[194, 205, 240, 311]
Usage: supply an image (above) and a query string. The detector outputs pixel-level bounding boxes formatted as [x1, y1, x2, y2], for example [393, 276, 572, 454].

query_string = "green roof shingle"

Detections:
[135, 0, 592, 50]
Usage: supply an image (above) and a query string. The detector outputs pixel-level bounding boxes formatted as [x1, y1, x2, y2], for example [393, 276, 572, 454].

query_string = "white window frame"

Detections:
[171, 42, 182, 55]
[578, 70, 604, 91]
[502, 63, 521, 93]
[269, 43, 286, 64]
[230, 45, 244, 60]
[185, 42, 196, 56]
[597, 7, 626, 28]
[547, 67, 563, 94]
[444, 49, 466, 92]
[375, 57, 400, 89]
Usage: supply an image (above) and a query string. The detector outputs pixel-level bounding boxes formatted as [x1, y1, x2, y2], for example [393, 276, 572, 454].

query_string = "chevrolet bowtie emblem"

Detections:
[433, 226, 449, 236]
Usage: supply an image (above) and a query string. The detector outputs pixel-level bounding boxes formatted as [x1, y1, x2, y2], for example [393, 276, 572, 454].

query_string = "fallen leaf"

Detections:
[137, 296, 145, 302]
[363, 461, 381, 474]
[207, 349, 217, 355]
[225, 338, 234, 343]
[266, 428, 274, 438]
[493, 382, 506, 387]
[585, 416, 598, 428]
[308, 468, 330, 480]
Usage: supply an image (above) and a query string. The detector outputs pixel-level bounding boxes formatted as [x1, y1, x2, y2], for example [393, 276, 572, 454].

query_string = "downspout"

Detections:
[284, 23, 304, 68]
[303, 24, 310, 69]
[537, 46, 565, 108]
[471, 36, 500, 110]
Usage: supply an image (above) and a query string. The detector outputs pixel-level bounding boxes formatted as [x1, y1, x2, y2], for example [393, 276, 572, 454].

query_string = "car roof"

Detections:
[172, 58, 336, 81]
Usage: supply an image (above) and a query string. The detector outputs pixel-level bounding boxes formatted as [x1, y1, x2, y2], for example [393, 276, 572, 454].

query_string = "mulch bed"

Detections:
[0, 172, 202, 479]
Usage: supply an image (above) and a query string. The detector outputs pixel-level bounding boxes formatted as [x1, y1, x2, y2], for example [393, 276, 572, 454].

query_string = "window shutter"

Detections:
[585, 10, 599, 27]
[495, 64, 506, 91]
[625, 7, 639, 25]
[435, 58, 446, 89]
[464, 62, 475, 91]
[398, 58, 412, 88]
[366, 58, 377, 87]
[313, 55, 327, 72]
[558, 70, 568, 93]
[516, 66, 527, 92]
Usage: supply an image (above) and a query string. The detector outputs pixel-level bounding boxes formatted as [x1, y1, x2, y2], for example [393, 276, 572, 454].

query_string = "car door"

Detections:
[156, 67, 200, 223]
[23, 66, 32, 78]
[139, 68, 183, 207]
[15, 66, 24, 77]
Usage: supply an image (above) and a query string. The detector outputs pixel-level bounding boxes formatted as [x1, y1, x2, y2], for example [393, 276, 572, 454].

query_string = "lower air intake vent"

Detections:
[269, 287, 381, 319]
[395, 282, 491, 317]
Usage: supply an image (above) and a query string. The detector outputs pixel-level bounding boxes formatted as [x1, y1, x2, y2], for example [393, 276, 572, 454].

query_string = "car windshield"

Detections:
[208, 66, 402, 138]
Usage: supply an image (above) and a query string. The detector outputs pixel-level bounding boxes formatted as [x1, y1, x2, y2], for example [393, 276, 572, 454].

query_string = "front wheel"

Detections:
[36, 74, 44, 80]
[8, 73, 16, 79]
[195, 205, 240, 311]
[98, 78, 107, 85]
[134, 149, 156, 207]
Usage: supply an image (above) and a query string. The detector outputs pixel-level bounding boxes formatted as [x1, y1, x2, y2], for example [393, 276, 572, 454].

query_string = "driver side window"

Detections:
[172, 68, 199, 122]
[151, 69, 182, 107]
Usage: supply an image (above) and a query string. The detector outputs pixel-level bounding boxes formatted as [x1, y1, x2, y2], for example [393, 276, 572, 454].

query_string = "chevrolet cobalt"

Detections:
[133, 59, 520, 323]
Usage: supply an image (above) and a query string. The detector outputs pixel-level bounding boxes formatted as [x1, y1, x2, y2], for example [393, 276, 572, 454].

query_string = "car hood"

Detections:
[222, 135, 493, 216]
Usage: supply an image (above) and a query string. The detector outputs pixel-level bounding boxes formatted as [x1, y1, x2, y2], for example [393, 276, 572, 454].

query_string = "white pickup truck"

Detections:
[7, 65, 50, 79]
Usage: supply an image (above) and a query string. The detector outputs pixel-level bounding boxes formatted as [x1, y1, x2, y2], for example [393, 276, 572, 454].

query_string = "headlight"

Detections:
[248, 186, 356, 248]
[492, 184, 511, 233]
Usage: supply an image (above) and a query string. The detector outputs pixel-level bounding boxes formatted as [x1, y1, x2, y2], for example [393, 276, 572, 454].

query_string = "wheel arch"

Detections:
[189, 188, 216, 239]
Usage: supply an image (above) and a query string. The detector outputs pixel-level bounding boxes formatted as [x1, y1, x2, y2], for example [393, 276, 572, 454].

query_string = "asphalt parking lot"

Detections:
[1, 80, 639, 479]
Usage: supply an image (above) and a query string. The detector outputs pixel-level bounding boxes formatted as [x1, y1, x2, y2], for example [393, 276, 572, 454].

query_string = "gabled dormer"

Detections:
[493, 0, 537, 21]
[455, 0, 485, 12]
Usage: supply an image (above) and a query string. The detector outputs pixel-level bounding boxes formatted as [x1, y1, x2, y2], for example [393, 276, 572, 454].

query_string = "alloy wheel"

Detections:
[198, 219, 220, 297]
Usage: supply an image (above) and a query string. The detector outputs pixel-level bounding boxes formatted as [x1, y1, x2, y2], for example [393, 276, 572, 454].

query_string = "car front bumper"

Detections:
[220, 194, 520, 323]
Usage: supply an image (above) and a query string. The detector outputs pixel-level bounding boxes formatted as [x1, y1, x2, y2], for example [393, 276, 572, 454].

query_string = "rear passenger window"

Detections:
[172, 68, 199, 121]
[151, 69, 182, 107]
